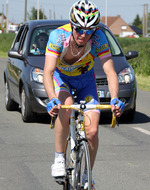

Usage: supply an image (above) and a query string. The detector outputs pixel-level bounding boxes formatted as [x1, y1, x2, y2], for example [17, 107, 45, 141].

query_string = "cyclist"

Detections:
[43, 0, 125, 189]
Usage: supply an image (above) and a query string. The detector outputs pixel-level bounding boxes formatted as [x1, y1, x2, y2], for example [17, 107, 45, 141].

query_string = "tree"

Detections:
[132, 14, 142, 27]
[28, 7, 47, 20]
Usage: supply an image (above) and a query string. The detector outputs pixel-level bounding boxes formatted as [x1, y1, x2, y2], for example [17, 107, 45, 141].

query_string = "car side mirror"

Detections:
[125, 51, 138, 60]
[8, 50, 25, 61]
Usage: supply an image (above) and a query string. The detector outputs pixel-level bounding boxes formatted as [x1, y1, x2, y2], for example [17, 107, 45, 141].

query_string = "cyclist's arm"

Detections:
[101, 57, 119, 99]
[43, 55, 58, 100]
[101, 57, 123, 117]
[43, 55, 61, 116]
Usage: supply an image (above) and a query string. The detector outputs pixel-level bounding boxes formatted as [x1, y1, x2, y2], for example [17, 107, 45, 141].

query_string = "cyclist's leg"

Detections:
[76, 69, 100, 170]
[84, 110, 100, 169]
[51, 70, 73, 177]
[75, 69, 100, 189]
[54, 91, 73, 152]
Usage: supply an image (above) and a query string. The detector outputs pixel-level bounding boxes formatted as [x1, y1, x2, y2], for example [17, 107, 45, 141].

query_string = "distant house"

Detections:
[101, 15, 135, 36]
[0, 15, 19, 33]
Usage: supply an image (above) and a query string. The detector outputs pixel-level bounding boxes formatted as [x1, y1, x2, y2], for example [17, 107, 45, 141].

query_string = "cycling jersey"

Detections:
[46, 23, 111, 76]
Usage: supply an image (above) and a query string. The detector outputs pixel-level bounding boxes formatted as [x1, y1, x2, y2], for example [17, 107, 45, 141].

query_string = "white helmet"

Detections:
[70, 0, 100, 28]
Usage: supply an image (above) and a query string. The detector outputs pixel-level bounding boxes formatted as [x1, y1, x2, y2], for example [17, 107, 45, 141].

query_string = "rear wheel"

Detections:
[21, 87, 35, 122]
[74, 141, 91, 190]
[5, 81, 19, 111]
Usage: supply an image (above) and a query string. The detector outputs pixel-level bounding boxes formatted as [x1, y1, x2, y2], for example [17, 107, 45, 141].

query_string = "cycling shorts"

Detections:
[53, 68, 100, 113]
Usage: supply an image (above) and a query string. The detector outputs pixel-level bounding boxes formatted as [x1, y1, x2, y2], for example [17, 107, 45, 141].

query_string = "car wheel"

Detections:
[21, 87, 36, 122]
[5, 81, 19, 111]
[121, 106, 136, 122]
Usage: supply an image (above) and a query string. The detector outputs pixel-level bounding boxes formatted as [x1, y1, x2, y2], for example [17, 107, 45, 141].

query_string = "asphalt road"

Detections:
[0, 58, 150, 190]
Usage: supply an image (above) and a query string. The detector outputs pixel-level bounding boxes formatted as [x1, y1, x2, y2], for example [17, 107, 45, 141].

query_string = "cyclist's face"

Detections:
[72, 26, 93, 46]
[38, 37, 48, 49]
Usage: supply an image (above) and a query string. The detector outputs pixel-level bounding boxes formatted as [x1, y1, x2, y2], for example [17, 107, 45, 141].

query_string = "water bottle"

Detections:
[78, 116, 85, 138]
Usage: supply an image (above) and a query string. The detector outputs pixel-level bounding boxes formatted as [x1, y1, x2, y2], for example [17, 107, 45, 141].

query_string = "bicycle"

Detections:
[50, 101, 116, 190]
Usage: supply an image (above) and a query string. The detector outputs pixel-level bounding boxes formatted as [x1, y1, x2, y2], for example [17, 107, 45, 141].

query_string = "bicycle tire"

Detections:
[63, 137, 74, 190]
[74, 140, 91, 190]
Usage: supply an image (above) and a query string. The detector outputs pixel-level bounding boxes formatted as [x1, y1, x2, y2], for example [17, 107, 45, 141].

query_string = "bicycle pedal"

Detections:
[55, 177, 66, 185]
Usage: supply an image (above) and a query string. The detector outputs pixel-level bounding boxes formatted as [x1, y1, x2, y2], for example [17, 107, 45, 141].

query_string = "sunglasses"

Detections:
[73, 25, 96, 35]
[39, 38, 48, 42]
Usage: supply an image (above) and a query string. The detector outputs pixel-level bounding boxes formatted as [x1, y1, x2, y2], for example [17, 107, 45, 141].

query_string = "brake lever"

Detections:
[50, 115, 57, 129]
[50, 100, 59, 129]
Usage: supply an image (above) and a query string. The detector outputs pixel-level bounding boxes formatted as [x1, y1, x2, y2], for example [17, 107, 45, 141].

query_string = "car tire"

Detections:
[5, 81, 19, 111]
[21, 87, 36, 122]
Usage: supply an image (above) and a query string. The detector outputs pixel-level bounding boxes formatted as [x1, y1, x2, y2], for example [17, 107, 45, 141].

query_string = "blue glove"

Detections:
[110, 98, 125, 112]
[46, 98, 61, 112]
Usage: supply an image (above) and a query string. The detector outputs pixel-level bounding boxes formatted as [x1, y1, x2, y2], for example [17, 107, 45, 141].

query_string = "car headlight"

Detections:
[32, 68, 43, 83]
[118, 67, 134, 84]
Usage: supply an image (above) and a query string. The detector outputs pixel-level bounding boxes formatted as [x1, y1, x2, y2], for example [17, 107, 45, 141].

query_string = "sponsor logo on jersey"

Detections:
[49, 43, 60, 51]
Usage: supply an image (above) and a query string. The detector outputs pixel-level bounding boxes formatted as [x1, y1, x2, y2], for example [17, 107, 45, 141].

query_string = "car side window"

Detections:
[29, 26, 59, 56]
[30, 28, 50, 55]
[12, 26, 25, 51]
[20, 27, 29, 54]
[11, 25, 29, 54]
[101, 28, 122, 56]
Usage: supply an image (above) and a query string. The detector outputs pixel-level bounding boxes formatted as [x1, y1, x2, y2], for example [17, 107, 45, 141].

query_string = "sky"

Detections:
[0, 0, 149, 25]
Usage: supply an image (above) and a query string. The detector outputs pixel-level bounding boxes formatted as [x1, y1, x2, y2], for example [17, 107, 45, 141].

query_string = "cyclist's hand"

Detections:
[46, 98, 61, 117]
[110, 98, 125, 117]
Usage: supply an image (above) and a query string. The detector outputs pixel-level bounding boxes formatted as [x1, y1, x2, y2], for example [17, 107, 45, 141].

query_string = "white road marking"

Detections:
[132, 127, 150, 136]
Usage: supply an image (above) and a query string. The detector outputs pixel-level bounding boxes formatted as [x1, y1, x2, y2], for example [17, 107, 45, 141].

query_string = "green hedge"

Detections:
[0, 33, 16, 52]
[117, 38, 150, 76]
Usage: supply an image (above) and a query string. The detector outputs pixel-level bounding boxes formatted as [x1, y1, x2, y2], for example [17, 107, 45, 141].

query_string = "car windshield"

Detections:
[100, 28, 122, 56]
[29, 25, 59, 56]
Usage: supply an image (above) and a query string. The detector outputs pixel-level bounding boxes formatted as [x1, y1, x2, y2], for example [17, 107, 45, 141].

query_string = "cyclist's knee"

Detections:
[59, 108, 72, 120]
[86, 126, 98, 141]
[57, 91, 73, 104]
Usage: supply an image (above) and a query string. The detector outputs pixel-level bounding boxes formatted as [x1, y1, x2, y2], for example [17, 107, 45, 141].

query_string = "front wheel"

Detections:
[74, 141, 91, 190]
[20, 87, 35, 122]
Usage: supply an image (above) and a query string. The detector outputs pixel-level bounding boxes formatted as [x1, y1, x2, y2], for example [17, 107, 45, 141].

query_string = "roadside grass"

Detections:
[136, 75, 150, 92]
[0, 52, 7, 58]
[117, 38, 150, 76]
